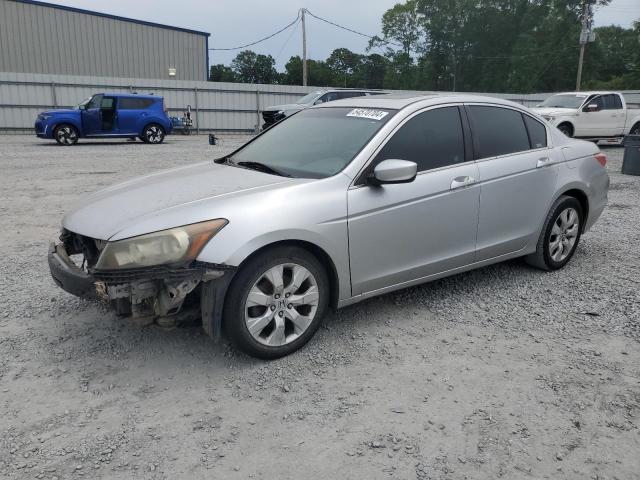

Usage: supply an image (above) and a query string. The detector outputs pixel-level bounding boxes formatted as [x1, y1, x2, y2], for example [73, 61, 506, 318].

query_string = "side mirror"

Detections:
[78, 104, 86, 111]
[313, 98, 324, 105]
[368, 159, 417, 186]
[584, 103, 599, 112]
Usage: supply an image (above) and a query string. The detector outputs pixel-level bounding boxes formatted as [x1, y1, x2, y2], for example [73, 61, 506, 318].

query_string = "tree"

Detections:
[369, 0, 422, 55]
[209, 64, 236, 82]
[326, 48, 363, 87]
[230, 50, 278, 84]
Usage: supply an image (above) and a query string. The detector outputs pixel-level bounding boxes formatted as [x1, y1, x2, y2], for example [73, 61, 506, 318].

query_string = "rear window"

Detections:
[467, 106, 531, 158]
[119, 97, 155, 109]
[523, 115, 547, 149]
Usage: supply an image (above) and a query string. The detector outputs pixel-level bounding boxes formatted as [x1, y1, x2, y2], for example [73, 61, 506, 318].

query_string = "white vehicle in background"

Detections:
[532, 91, 640, 143]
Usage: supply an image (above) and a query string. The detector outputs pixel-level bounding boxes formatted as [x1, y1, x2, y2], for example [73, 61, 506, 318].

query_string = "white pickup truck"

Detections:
[531, 91, 640, 142]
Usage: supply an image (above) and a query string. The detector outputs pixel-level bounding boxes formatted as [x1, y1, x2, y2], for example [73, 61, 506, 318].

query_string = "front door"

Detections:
[576, 95, 612, 137]
[465, 105, 560, 260]
[348, 106, 480, 295]
[80, 94, 103, 135]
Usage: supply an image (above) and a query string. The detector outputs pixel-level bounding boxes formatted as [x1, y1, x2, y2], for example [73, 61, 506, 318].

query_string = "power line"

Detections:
[209, 14, 300, 51]
[303, 9, 406, 50]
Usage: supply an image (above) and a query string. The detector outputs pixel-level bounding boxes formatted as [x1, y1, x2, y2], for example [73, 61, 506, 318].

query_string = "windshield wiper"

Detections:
[237, 161, 291, 177]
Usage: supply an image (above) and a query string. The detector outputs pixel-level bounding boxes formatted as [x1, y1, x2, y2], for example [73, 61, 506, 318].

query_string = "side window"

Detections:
[467, 106, 531, 158]
[591, 96, 605, 110]
[100, 97, 114, 109]
[603, 94, 622, 110]
[523, 115, 547, 149]
[338, 91, 365, 99]
[323, 92, 340, 102]
[374, 107, 465, 172]
[119, 98, 154, 109]
[86, 94, 103, 110]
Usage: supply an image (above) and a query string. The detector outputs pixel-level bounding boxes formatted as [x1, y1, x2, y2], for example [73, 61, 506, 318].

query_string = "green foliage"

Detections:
[210, 2, 638, 92]
[230, 50, 278, 84]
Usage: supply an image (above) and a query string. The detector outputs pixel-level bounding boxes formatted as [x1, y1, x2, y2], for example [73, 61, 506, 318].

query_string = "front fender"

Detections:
[50, 116, 82, 135]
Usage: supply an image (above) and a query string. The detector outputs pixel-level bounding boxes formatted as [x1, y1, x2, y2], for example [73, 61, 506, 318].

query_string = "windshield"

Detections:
[538, 94, 587, 109]
[230, 107, 396, 179]
[296, 91, 325, 104]
[73, 96, 92, 110]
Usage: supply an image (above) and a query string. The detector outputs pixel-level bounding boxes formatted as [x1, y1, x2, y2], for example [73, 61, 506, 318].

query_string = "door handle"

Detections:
[536, 157, 552, 168]
[450, 176, 476, 190]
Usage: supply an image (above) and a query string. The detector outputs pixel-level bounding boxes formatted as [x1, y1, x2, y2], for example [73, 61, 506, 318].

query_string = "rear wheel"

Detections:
[54, 124, 79, 145]
[525, 195, 583, 271]
[142, 124, 165, 144]
[223, 246, 329, 359]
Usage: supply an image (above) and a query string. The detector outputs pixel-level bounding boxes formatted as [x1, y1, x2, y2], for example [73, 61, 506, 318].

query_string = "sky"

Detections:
[49, 0, 640, 70]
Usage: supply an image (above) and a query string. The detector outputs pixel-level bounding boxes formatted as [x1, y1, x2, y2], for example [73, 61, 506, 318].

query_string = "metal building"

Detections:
[0, 0, 210, 81]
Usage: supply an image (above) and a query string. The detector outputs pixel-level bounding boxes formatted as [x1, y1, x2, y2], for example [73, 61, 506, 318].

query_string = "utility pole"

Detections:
[301, 8, 308, 86]
[576, 0, 595, 91]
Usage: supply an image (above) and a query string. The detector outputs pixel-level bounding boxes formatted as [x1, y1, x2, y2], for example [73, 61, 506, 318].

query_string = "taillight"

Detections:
[595, 152, 607, 167]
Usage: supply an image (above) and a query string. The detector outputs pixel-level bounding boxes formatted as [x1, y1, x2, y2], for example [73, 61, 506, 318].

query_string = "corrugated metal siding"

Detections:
[2, 71, 638, 134]
[0, 0, 208, 80]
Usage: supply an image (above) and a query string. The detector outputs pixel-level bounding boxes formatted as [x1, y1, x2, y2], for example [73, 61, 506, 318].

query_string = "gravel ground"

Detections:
[0, 134, 639, 480]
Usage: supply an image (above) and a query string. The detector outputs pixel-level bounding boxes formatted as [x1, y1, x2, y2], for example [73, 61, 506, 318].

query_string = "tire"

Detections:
[525, 195, 583, 271]
[223, 246, 329, 359]
[142, 124, 165, 144]
[557, 123, 573, 137]
[53, 124, 79, 145]
[630, 123, 640, 136]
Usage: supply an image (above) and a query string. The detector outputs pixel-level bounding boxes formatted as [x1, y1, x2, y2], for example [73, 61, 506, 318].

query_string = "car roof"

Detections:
[100, 92, 160, 99]
[314, 93, 528, 111]
[555, 91, 617, 96]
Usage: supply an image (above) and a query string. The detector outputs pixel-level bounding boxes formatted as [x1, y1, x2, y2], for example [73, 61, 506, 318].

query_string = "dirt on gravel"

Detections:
[0, 135, 639, 480]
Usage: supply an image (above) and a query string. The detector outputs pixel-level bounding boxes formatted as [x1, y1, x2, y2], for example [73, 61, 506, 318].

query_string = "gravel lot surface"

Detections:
[0, 134, 639, 480]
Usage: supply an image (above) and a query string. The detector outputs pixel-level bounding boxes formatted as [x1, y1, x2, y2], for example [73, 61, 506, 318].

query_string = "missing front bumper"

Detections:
[48, 242, 235, 338]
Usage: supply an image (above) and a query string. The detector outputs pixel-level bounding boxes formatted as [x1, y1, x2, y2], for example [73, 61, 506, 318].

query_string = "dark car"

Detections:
[35, 93, 173, 145]
[261, 89, 386, 129]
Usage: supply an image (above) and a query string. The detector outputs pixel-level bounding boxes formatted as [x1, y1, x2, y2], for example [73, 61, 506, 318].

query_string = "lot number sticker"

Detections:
[346, 109, 389, 121]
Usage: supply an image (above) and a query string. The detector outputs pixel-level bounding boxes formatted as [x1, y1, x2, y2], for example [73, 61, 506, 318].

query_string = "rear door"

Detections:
[348, 105, 480, 295]
[606, 94, 626, 135]
[117, 97, 152, 134]
[467, 105, 560, 260]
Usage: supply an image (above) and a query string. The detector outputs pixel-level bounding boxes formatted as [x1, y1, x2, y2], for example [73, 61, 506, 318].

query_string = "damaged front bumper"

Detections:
[48, 242, 235, 340]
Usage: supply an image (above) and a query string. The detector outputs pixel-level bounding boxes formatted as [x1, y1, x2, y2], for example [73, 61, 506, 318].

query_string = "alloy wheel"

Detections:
[549, 207, 579, 262]
[244, 263, 319, 347]
[146, 125, 163, 143]
[56, 126, 77, 145]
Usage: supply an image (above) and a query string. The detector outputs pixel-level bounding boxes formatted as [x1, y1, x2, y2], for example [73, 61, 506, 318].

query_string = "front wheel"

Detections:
[54, 124, 79, 145]
[223, 247, 329, 359]
[525, 195, 583, 271]
[630, 123, 640, 136]
[142, 124, 165, 144]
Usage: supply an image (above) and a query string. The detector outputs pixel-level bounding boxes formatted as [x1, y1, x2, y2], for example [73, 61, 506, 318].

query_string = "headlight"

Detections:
[95, 219, 228, 270]
[542, 115, 555, 121]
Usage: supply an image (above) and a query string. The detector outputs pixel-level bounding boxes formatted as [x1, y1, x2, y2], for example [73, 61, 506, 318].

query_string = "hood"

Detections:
[40, 109, 78, 116]
[263, 103, 306, 113]
[530, 107, 577, 117]
[62, 161, 298, 240]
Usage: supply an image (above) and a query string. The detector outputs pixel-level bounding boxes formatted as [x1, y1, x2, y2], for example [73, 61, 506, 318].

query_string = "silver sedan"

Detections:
[48, 94, 609, 358]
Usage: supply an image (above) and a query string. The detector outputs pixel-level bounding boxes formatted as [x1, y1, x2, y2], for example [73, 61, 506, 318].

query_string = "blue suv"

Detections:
[35, 93, 173, 145]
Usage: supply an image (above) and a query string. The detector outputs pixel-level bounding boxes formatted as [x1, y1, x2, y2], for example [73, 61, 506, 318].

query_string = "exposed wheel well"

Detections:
[557, 122, 574, 136]
[561, 189, 589, 231]
[234, 240, 340, 309]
